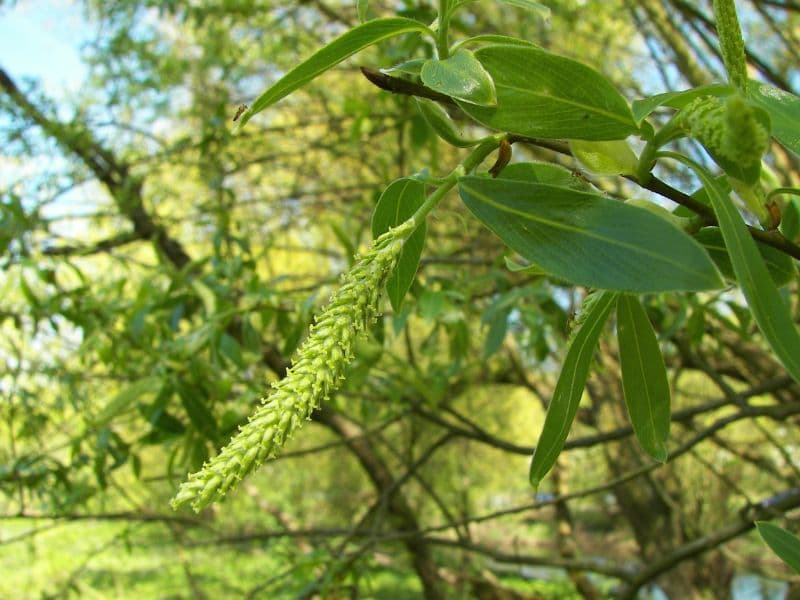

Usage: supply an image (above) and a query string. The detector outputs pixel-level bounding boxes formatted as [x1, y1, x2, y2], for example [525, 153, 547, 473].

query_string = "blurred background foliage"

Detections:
[1, 0, 799, 598]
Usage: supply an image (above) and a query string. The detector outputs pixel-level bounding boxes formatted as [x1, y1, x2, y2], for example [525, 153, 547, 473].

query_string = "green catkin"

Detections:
[712, 0, 747, 92]
[681, 94, 769, 171]
[171, 222, 414, 512]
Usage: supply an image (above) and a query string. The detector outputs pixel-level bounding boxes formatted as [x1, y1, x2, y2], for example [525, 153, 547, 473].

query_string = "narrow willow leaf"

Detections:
[694, 227, 796, 287]
[371, 178, 427, 311]
[616, 295, 670, 462]
[631, 84, 733, 124]
[357, 0, 369, 22]
[415, 99, 482, 147]
[234, 18, 433, 130]
[747, 80, 800, 156]
[570, 139, 638, 176]
[459, 45, 637, 140]
[756, 522, 800, 574]
[451, 34, 540, 52]
[500, 162, 594, 191]
[458, 176, 723, 292]
[672, 155, 800, 384]
[530, 291, 617, 489]
[497, 0, 550, 21]
[94, 377, 162, 427]
[420, 49, 497, 106]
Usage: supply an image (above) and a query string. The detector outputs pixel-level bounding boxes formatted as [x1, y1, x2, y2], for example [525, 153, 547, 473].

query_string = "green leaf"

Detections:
[177, 383, 218, 442]
[500, 161, 593, 190]
[497, 0, 551, 20]
[672, 155, 800, 384]
[381, 58, 426, 76]
[530, 291, 617, 489]
[459, 45, 637, 140]
[570, 139, 638, 176]
[694, 227, 796, 287]
[234, 18, 433, 130]
[357, 0, 369, 22]
[371, 178, 427, 311]
[218, 333, 245, 368]
[747, 80, 800, 156]
[458, 176, 723, 292]
[631, 84, 733, 124]
[451, 34, 540, 53]
[616, 295, 670, 462]
[421, 49, 497, 106]
[415, 99, 482, 147]
[94, 377, 163, 427]
[756, 522, 800, 574]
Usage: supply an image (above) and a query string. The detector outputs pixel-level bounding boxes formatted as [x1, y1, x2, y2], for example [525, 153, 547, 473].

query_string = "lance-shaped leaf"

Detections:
[631, 84, 733, 125]
[458, 176, 723, 292]
[371, 178, 427, 311]
[420, 49, 497, 106]
[458, 45, 638, 140]
[756, 522, 800, 574]
[747, 80, 800, 157]
[234, 18, 433, 130]
[616, 295, 670, 462]
[670, 155, 800, 384]
[530, 291, 617, 489]
[415, 99, 482, 147]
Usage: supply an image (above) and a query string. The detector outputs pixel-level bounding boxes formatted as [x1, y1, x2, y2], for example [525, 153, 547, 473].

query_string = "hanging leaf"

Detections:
[756, 522, 800, 574]
[670, 155, 800, 384]
[93, 377, 163, 428]
[371, 178, 427, 311]
[458, 45, 638, 140]
[234, 18, 434, 129]
[616, 295, 670, 462]
[420, 49, 497, 106]
[415, 99, 482, 147]
[458, 176, 723, 292]
[530, 291, 617, 489]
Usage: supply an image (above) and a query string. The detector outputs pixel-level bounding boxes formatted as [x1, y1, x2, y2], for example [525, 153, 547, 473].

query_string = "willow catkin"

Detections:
[171, 222, 413, 511]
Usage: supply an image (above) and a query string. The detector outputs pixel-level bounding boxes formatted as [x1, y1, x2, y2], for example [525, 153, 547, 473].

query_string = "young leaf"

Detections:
[631, 84, 733, 124]
[570, 139, 638, 176]
[357, 0, 369, 22]
[497, 0, 550, 21]
[530, 291, 617, 489]
[371, 178, 427, 311]
[756, 522, 800, 574]
[234, 18, 433, 130]
[415, 98, 482, 147]
[458, 176, 723, 292]
[616, 295, 670, 462]
[747, 80, 800, 157]
[420, 49, 497, 106]
[670, 155, 800, 384]
[459, 45, 638, 140]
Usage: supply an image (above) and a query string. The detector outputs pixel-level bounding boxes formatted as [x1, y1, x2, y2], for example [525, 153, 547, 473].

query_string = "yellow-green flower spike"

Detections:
[171, 223, 413, 512]
[713, 0, 748, 92]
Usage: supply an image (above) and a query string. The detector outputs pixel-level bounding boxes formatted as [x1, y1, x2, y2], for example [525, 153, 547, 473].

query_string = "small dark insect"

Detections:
[233, 104, 248, 122]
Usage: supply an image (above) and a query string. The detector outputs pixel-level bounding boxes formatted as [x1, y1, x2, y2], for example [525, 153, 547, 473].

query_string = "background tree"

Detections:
[1, 1, 799, 598]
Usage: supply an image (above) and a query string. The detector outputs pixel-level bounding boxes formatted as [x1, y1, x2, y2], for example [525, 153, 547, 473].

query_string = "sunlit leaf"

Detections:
[421, 49, 497, 106]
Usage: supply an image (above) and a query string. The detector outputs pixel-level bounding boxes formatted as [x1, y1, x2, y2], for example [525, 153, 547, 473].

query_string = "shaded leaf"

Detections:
[617, 295, 670, 462]
[94, 377, 163, 427]
[631, 84, 733, 124]
[371, 178, 427, 311]
[757, 522, 800, 574]
[530, 291, 617, 489]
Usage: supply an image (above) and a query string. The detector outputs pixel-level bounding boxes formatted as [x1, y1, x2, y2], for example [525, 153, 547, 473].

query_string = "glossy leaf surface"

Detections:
[459, 45, 638, 140]
[421, 49, 497, 106]
[747, 80, 800, 156]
